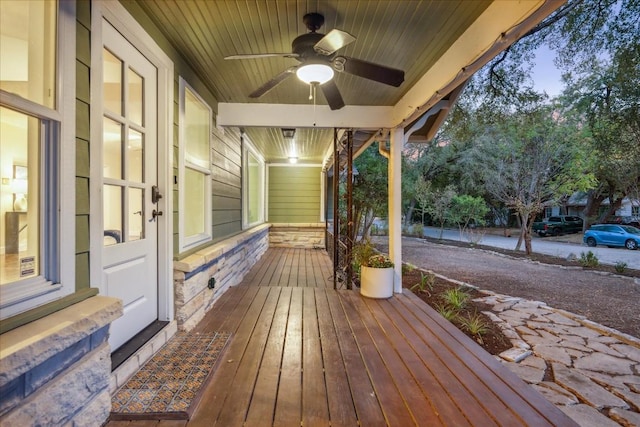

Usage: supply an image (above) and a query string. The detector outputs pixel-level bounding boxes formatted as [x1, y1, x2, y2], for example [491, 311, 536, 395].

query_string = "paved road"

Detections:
[423, 226, 640, 268]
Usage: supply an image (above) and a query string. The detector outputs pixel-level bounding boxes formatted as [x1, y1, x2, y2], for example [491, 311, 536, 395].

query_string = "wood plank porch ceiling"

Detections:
[110, 248, 576, 426]
[132, 1, 562, 164]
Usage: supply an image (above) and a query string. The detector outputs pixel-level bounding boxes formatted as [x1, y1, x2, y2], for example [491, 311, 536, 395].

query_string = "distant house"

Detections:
[543, 195, 640, 219]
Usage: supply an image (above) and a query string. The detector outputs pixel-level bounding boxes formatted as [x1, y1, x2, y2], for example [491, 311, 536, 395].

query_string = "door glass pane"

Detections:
[184, 168, 205, 237]
[0, 0, 57, 108]
[103, 48, 122, 115]
[0, 107, 40, 284]
[103, 185, 122, 246]
[128, 68, 143, 126]
[128, 129, 143, 183]
[103, 117, 122, 179]
[184, 88, 210, 168]
[128, 187, 144, 241]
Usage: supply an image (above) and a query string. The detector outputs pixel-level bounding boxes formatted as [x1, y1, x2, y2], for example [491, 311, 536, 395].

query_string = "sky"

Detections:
[531, 45, 564, 98]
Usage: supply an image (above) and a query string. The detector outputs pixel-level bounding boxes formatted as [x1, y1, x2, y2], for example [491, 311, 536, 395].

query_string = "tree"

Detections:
[560, 43, 640, 226]
[470, 103, 594, 255]
[447, 194, 489, 240]
[462, 0, 639, 224]
[351, 146, 388, 240]
[424, 184, 457, 239]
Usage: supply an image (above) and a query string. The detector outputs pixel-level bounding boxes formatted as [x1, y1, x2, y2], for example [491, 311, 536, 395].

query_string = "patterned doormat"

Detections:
[110, 331, 231, 420]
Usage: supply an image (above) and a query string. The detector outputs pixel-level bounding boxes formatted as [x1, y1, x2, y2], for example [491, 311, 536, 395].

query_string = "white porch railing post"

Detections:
[389, 127, 404, 294]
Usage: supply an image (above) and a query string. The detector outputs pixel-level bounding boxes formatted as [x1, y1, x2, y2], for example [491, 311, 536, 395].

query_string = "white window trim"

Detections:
[242, 135, 265, 229]
[178, 77, 212, 251]
[0, 0, 76, 319]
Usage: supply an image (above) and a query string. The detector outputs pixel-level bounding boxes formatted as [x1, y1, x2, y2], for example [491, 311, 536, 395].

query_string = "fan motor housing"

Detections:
[292, 32, 326, 60]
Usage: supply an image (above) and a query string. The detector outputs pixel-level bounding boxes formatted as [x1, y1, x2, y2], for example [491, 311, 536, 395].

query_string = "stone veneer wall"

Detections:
[269, 223, 326, 249]
[173, 224, 270, 331]
[0, 296, 122, 426]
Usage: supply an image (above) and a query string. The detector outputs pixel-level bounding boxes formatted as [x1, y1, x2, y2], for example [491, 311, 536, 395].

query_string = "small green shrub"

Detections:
[435, 304, 459, 321]
[412, 223, 424, 237]
[579, 251, 599, 267]
[410, 272, 435, 295]
[402, 263, 415, 274]
[615, 261, 627, 273]
[458, 313, 490, 338]
[441, 287, 470, 310]
[352, 240, 377, 275]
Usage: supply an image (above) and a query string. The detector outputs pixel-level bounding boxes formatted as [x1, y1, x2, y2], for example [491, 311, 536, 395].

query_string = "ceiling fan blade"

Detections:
[334, 56, 404, 87]
[320, 80, 345, 110]
[225, 53, 299, 60]
[313, 29, 356, 56]
[249, 66, 297, 98]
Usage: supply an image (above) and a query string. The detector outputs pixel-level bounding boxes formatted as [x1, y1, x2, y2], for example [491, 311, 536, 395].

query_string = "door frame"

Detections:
[90, 0, 174, 324]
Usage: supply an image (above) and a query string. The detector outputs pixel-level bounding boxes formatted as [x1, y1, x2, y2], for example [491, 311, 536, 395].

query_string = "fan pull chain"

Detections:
[311, 82, 318, 126]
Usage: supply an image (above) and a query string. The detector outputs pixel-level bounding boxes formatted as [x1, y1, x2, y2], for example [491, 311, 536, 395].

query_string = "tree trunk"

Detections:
[583, 188, 606, 231]
[404, 199, 416, 227]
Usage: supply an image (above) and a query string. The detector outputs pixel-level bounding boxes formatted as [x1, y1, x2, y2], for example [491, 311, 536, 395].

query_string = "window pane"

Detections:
[103, 48, 122, 115]
[103, 118, 122, 179]
[103, 185, 122, 246]
[184, 89, 210, 168]
[128, 187, 144, 241]
[0, 107, 40, 284]
[184, 168, 205, 237]
[128, 68, 143, 126]
[0, 0, 57, 108]
[128, 129, 143, 182]
[248, 152, 260, 224]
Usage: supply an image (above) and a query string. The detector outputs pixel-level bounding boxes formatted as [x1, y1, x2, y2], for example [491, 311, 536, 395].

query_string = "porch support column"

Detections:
[389, 127, 404, 294]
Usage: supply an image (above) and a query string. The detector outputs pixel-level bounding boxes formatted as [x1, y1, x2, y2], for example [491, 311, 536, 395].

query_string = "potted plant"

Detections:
[360, 254, 394, 299]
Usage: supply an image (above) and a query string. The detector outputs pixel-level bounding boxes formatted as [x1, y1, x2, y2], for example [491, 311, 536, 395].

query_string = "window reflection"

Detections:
[0, 0, 57, 108]
[0, 107, 40, 284]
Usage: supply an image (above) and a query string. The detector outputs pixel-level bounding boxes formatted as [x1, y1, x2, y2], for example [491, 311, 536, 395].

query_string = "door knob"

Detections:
[149, 209, 163, 222]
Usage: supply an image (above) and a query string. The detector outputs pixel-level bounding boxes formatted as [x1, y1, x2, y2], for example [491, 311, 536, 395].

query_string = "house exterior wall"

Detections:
[211, 126, 243, 241]
[76, 0, 92, 290]
[1, 3, 118, 425]
[1, 1, 264, 425]
[269, 166, 322, 223]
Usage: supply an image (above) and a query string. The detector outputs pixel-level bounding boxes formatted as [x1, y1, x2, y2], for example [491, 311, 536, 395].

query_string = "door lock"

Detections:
[152, 185, 163, 204]
[149, 209, 163, 222]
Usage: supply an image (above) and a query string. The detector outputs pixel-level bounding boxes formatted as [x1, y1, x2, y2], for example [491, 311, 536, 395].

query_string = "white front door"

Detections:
[101, 20, 159, 350]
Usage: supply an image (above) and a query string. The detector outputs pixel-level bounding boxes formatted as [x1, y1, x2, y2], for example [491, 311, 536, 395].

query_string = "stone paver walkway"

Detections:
[476, 292, 640, 427]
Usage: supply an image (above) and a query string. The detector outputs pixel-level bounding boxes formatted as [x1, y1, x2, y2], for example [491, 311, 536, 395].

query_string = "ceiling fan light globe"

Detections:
[296, 63, 334, 84]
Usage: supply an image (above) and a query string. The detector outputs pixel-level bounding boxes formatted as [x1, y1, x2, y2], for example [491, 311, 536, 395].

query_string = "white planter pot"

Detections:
[360, 266, 394, 299]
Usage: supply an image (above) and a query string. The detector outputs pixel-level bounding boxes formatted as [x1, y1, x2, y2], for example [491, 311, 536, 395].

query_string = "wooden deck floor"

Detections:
[107, 248, 576, 427]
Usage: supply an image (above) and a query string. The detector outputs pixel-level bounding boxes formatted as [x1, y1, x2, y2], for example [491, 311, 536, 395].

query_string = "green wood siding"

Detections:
[211, 126, 242, 241]
[75, 0, 91, 290]
[269, 167, 321, 223]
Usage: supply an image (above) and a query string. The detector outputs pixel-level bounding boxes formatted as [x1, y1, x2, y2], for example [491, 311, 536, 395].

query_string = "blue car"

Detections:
[583, 224, 640, 250]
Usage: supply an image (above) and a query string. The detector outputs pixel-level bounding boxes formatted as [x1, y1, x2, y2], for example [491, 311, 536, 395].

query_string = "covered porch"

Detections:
[107, 248, 575, 426]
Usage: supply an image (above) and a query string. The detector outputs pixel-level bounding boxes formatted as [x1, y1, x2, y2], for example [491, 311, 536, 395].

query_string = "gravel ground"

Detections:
[373, 236, 640, 339]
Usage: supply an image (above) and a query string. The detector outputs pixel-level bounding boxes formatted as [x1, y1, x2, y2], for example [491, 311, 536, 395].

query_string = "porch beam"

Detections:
[218, 103, 395, 129]
[389, 127, 404, 294]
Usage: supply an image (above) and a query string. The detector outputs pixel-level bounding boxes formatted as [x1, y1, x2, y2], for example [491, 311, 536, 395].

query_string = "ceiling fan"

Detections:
[225, 13, 405, 110]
